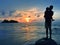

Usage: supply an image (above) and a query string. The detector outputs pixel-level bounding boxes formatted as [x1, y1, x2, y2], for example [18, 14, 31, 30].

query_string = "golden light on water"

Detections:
[20, 25, 39, 40]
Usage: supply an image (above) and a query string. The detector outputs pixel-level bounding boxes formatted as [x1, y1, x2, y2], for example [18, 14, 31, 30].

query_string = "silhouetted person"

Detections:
[44, 5, 54, 39]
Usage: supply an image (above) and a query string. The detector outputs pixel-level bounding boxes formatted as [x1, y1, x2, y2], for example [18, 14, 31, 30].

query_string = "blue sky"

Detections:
[0, 0, 60, 10]
[0, 0, 60, 22]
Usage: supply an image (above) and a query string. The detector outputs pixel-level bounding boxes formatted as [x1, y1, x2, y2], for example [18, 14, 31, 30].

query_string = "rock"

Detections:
[35, 38, 57, 45]
[1, 20, 18, 23]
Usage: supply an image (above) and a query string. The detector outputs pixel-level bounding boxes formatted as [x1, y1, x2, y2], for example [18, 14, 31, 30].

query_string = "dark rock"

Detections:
[2, 20, 9, 23]
[35, 38, 57, 45]
[1, 20, 18, 23]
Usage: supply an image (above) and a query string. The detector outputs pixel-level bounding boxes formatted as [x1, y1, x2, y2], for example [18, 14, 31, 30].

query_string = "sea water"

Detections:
[0, 23, 60, 45]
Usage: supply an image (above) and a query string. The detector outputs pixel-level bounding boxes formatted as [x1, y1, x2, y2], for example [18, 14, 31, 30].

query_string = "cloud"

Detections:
[0, 8, 44, 22]
[0, 10, 5, 16]
[12, 10, 22, 17]
[9, 10, 15, 16]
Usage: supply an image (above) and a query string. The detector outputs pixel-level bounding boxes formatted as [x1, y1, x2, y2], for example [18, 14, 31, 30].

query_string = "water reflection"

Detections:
[0, 23, 59, 45]
[20, 25, 38, 32]
[20, 25, 38, 41]
[19, 25, 46, 41]
[0, 24, 46, 45]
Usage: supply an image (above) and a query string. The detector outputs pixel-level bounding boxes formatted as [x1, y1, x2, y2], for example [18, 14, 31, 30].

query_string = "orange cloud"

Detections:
[0, 8, 44, 23]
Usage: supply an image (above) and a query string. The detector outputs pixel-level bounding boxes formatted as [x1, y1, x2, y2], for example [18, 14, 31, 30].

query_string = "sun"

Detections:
[25, 17, 30, 22]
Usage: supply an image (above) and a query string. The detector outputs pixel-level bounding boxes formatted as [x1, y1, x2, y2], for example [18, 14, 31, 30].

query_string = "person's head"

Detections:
[46, 7, 50, 11]
[50, 5, 53, 10]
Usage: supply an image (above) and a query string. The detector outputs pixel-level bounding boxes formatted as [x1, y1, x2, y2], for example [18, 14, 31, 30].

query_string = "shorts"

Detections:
[45, 20, 52, 28]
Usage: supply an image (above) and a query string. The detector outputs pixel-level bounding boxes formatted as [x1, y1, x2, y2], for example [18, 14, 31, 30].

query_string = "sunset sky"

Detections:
[0, 0, 60, 23]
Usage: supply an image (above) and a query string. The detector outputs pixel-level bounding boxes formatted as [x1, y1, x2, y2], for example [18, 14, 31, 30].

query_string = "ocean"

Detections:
[0, 23, 60, 45]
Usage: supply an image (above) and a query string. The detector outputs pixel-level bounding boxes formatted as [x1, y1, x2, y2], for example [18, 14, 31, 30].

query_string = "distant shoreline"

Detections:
[1, 20, 18, 23]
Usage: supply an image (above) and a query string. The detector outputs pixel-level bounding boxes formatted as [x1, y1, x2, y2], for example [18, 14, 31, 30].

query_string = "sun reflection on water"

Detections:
[20, 25, 38, 40]
[20, 25, 38, 32]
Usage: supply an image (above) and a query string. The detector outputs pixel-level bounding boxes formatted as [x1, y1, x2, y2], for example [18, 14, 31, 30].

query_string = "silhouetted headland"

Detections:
[35, 38, 57, 45]
[1, 20, 18, 23]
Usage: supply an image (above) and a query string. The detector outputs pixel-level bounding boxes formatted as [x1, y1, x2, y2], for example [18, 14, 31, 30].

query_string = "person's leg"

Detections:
[45, 20, 48, 39]
[49, 21, 52, 39]
[46, 27, 48, 39]
[49, 27, 52, 39]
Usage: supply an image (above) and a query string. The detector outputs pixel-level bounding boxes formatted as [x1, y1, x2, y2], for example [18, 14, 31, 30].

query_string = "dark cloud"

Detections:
[1, 10, 5, 16]
[15, 13, 22, 17]
[35, 13, 40, 17]
[9, 10, 16, 16]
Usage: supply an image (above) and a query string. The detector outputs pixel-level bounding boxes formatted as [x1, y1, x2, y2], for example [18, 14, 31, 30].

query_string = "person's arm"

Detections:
[52, 11, 54, 16]
[44, 11, 46, 18]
